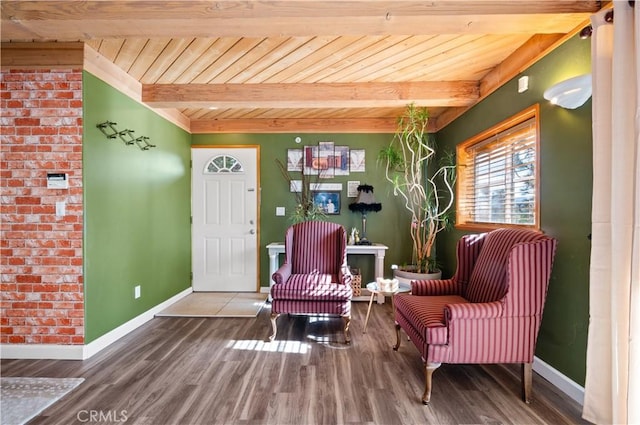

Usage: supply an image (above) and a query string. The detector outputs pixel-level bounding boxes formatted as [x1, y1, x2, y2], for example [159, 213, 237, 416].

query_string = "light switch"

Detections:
[276, 207, 286, 216]
[518, 76, 529, 93]
[55, 201, 66, 217]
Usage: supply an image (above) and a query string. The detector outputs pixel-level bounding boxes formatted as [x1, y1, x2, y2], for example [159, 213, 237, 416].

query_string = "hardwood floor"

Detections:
[2, 300, 590, 425]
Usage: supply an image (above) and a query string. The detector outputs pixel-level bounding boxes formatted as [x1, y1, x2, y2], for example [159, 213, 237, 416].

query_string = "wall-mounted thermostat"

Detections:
[47, 173, 69, 189]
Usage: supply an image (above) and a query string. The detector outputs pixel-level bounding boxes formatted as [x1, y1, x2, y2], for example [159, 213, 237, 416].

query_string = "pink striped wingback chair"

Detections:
[269, 221, 353, 343]
[393, 228, 557, 405]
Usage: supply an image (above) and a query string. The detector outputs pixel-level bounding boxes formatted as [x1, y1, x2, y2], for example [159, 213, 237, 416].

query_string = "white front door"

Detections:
[191, 147, 259, 292]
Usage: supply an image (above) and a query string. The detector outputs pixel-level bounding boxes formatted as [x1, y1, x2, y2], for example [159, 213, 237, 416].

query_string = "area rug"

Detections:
[156, 292, 267, 318]
[1, 377, 84, 425]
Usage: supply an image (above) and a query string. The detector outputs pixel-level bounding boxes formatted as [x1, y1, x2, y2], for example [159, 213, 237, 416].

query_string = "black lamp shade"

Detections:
[349, 184, 382, 213]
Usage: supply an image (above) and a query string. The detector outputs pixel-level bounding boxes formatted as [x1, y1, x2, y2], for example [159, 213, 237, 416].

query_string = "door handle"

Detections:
[249, 229, 256, 234]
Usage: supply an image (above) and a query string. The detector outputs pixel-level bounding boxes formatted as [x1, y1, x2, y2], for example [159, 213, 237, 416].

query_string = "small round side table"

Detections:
[363, 281, 411, 334]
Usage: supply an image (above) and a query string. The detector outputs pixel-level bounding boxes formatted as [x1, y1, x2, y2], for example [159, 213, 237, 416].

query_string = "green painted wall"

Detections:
[83, 72, 192, 343]
[191, 134, 414, 287]
[436, 35, 592, 385]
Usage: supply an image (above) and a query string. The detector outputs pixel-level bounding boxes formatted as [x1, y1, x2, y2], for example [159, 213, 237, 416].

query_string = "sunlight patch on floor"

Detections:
[227, 339, 311, 354]
[308, 317, 331, 323]
[306, 334, 331, 344]
[307, 316, 343, 345]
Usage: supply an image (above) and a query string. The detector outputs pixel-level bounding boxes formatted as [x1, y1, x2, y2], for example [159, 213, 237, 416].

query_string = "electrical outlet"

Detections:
[134, 285, 141, 299]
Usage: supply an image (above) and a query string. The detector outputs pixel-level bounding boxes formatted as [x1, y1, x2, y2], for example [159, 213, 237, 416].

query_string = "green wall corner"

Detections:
[83, 72, 192, 343]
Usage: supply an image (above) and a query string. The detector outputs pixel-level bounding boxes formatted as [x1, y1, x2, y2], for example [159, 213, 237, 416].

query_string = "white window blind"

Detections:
[460, 117, 537, 226]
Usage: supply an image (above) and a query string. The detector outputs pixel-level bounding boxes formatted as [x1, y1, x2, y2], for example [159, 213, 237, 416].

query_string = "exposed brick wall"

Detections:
[1, 69, 84, 345]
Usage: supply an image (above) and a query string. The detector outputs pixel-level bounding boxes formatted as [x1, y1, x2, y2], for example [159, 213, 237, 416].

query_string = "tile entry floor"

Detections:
[156, 292, 267, 317]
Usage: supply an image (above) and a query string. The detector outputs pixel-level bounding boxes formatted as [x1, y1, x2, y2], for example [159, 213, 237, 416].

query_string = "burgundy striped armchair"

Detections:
[393, 228, 557, 405]
[269, 221, 353, 343]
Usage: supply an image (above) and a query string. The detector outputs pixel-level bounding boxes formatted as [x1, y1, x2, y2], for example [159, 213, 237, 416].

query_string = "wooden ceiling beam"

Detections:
[1, 1, 599, 40]
[142, 82, 479, 109]
[191, 117, 416, 134]
[1, 1, 600, 20]
[0, 41, 84, 69]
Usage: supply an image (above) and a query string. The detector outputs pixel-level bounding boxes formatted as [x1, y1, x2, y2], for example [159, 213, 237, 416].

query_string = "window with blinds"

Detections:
[456, 105, 539, 229]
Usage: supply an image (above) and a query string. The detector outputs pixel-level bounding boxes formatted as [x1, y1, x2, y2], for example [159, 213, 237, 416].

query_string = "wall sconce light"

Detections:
[543, 74, 592, 109]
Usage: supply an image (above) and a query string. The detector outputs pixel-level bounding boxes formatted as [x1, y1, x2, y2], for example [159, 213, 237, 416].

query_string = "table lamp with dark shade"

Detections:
[348, 184, 382, 245]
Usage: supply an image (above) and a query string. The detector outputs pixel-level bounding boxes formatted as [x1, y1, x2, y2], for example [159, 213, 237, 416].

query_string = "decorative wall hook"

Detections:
[96, 121, 156, 151]
[96, 121, 118, 139]
[135, 136, 156, 151]
[118, 129, 135, 145]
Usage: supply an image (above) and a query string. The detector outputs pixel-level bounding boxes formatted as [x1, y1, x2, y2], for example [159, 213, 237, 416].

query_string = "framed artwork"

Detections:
[350, 149, 366, 172]
[303, 146, 318, 175]
[287, 149, 303, 171]
[347, 180, 361, 197]
[334, 146, 350, 176]
[312, 190, 341, 215]
[318, 141, 335, 179]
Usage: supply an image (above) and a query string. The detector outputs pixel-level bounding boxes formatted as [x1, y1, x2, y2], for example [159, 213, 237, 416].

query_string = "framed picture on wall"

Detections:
[350, 149, 365, 172]
[304, 145, 319, 175]
[312, 190, 341, 215]
[334, 146, 350, 176]
[287, 149, 303, 171]
[318, 141, 335, 179]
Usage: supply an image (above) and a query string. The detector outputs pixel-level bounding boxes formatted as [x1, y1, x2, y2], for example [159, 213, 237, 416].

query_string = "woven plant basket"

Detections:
[350, 267, 362, 297]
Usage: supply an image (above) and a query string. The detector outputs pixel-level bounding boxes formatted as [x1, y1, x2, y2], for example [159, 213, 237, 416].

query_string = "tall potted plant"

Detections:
[378, 104, 456, 280]
[276, 159, 326, 223]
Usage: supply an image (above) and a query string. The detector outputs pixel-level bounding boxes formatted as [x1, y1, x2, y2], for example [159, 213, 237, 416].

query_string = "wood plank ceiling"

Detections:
[1, 1, 602, 133]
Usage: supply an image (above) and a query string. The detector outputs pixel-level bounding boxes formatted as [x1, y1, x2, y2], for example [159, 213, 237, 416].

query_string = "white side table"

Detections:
[362, 281, 411, 334]
[266, 242, 389, 301]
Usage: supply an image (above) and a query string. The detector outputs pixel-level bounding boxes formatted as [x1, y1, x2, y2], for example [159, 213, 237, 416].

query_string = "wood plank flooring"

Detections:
[1, 300, 590, 425]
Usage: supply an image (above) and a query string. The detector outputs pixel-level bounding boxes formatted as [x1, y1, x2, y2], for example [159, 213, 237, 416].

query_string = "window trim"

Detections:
[455, 104, 540, 231]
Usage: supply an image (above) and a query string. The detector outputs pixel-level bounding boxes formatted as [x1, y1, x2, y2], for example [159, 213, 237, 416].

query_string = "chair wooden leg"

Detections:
[422, 362, 441, 405]
[393, 324, 402, 351]
[268, 313, 280, 342]
[342, 315, 351, 344]
[522, 362, 533, 403]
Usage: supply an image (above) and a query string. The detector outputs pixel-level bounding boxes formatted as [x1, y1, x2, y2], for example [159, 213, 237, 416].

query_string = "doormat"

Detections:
[155, 292, 267, 318]
[1, 377, 84, 425]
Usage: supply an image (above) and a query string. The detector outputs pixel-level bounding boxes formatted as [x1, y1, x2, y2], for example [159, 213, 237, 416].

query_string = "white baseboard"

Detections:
[0, 343, 85, 360]
[0, 287, 193, 361]
[82, 287, 192, 359]
[533, 355, 585, 406]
